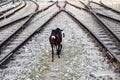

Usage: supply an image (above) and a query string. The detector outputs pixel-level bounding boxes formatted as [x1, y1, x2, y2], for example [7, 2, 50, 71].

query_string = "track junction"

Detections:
[0, 0, 120, 80]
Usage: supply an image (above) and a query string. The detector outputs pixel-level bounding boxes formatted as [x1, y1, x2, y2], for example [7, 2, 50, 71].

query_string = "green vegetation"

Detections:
[116, 4, 120, 9]
[40, 66, 50, 74]
[116, 62, 120, 67]
[29, 69, 37, 79]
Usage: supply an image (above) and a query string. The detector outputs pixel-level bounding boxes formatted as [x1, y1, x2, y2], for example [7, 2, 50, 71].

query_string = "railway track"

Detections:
[0, 1, 56, 44]
[0, 2, 21, 16]
[0, 1, 58, 68]
[0, 2, 119, 79]
[29, 2, 58, 25]
[35, 0, 54, 11]
[89, 1, 120, 21]
[56, 1, 67, 9]
[89, 4, 120, 44]
[100, 1, 120, 14]
[0, 0, 37, 26]
[66, 2, 120, 72]
[95, 12, 120, 39]
[0, 0, 11, 7]
[0, 1, 56, 30]
[73, 2, 120, 45]
[0, 0, 39, 68]
[68, 1, 86, 9]
[0, 0, 26, 21]
[0, 0, 40, 43]
[67, 2, 120, 42]
[87, 1, 120, 54]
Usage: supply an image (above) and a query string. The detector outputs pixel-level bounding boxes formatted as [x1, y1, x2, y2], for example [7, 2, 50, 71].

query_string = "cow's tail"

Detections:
[63, 33, 65, 37]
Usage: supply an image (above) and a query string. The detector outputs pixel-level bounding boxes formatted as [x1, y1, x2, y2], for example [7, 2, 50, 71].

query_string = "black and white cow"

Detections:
[49, 28, 65, 62]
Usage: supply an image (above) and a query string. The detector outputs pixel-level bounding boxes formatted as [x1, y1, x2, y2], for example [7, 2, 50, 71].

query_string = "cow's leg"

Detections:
[51, 44, 54, 62]
[57, 44, 62, 58]
[60, 44, 62, 52]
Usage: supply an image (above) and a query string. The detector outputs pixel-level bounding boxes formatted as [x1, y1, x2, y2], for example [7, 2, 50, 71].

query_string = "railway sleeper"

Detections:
[92, 43, 120, 72]
[107, 45, 118, 50]
[0, 53, 15, 69]
[100, 48, 108, 57]
[88, 33, 120, 72]
[9, 55, 16, 60]
[106, 51, 120, 72]
[0, 59, 9, 67]
[0, 64, 8, 69]
[115, 61, 120, 73]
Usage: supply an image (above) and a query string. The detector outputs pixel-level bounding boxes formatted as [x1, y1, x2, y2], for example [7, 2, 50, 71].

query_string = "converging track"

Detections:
[66, 1, 120, 72]
[89, 1, 120, 20]
[0, 1, 120, 80]
[0, 1, 21, 16]
[0, 1, 59, 68]
[0, 0, 37, 25]
[88, 2, 120, 42]
[0, 0, 39, 67]
[0, 1, 26, 21]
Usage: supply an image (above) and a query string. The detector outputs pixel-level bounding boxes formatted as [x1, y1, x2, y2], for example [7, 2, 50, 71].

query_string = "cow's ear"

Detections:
[61, 29, 63, 31]
[52, 29, 55, 31]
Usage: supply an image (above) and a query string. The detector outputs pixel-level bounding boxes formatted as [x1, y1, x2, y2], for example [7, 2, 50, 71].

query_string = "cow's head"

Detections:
[56, 28, 65, 37]
[56, 28, 63, 32]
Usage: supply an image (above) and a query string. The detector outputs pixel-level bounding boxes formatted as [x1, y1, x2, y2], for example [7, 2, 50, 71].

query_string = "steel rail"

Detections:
[63, 1, 67, 8]
[68, 2, 120, 24]
[0, 2, 22, 16]
[56, 1, 61, 9]
[0, 10, 62, 67]
[0, 2, 56, 30]
[0, 1, 26, 21]
[78, 1, 120, 44]
[0, 1, 57, 66]
[96, 12, 120, 23]
[100, 1, 120, 14]
[88, 1, 120, 21]
[65, 2, 120, 70]
[31, 0, 39, 12]
[79, 1, 89, 9]
[0, 0, 40, 67]
[79, 1, 120, 22]
[56, 1, 67, 9]
[79, 1, 120, 58]
[63, 9, 120, 70]
[90, 1, 120, 14]
[0, 0, 11, 7]
[87, 3, 120, 43]
[0, 0, 41, 49]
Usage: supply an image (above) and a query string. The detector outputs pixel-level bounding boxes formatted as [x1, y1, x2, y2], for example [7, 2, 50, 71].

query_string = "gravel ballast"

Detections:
[0, 1, 120, 80]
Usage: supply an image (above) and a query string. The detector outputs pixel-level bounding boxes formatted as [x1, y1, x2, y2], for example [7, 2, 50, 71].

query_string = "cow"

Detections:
[49, 28, 65, 62]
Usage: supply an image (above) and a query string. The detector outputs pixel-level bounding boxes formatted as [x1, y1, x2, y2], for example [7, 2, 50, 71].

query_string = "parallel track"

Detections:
[66, 2, 120, 71]
[89, 1, 120, 21]
[88, 1, 120, 36]
[88, 2, 120, 48]
[0, 1, 26, 21]
[56, 1, 67, 9]
[96, 13, 120, 39]
[0, 2, 56, 30]
[0, 1, 58, 68]
[0, 0, 39, 44]
[0, 0, 39, 68]
[0, 0, 11, 7]
[100, 1, 120, 14]
[0, 2, 21, 16]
